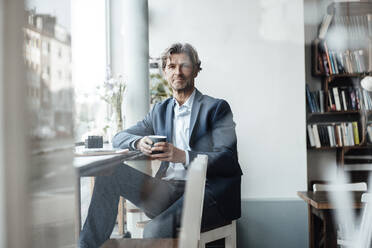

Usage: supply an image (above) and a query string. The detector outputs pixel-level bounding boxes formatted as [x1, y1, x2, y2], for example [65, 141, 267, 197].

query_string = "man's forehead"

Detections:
[166, 53, 191, 64]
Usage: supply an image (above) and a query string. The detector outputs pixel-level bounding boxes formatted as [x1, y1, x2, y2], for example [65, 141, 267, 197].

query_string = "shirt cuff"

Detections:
[130, 138, 141, 150]
[183, 150, 190, 169]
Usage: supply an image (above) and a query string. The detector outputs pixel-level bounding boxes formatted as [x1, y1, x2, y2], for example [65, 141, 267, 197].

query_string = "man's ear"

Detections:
[193, 69, 199, 78]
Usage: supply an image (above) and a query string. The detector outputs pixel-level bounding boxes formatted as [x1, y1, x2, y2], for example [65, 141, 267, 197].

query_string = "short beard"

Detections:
[172, 80, 194, 94]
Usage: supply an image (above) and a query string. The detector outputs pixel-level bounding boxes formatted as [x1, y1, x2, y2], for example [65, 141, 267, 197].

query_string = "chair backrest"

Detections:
[179, 155, 208, 248]
[356, 193, 372, 247]
[313, 182, 367, 192]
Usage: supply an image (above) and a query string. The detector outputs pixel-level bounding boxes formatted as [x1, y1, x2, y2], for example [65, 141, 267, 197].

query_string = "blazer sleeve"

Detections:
[188, 100, 241, 177]
[112, 104, 156, 149]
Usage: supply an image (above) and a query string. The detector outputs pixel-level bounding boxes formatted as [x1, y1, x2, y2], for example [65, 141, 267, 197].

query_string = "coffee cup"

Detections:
[148, 135, 167, 154]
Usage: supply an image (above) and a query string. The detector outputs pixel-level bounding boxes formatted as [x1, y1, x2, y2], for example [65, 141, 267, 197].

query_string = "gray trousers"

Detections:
[79, 163, 227, 248]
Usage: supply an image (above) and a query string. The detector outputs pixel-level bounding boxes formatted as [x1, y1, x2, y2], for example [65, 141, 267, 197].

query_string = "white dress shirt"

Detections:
[162, 89, 196, 181]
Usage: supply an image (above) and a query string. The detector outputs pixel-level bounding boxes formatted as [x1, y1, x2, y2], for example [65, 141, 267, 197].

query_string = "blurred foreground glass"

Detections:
[24, 0, 75, 247]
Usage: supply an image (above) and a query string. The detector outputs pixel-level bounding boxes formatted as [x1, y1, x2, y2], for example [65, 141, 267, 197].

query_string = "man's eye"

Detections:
[182, 64, 192, 70]
[168, 65, 175, 69]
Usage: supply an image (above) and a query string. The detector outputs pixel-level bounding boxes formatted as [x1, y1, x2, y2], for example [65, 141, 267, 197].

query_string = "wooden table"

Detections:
[297, 191, 365, 248]
[74, 150, 146, 242]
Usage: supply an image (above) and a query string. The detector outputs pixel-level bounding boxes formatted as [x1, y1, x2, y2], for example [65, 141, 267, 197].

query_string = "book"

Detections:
[327, 125, 335, 147]
[318, 125, 326, 147]
[345, 50, 353, 73]
[341, 90, 347, 111]
[319, 14, 333, 39]
[342, 123, 348, 146]
[306, 84, 315, 113]
[328, 90, 335, 111]
[348, 123, 354, 146]
[322, 53, 330, 75]
[323, 42, 333, 75]
[319, 90, 325, 113]
[312, 124, 321, 148]
[352, 122, 360, 145]
[368, 14, 372, 37]
[331, 52, 339, 74]
[322, 125, 330, 147]
[307, 125, 315, 147]
[312, 92, 320, 112]
[333, 87, 341, 111]
[358, 50, 366, 72]
[330, 125, 336, 147]
[337, 52, 345, 73]
[335, 124, 343, 147]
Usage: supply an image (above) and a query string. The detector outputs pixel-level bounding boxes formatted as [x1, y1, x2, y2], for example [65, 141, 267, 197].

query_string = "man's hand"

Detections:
[150, 142, 186, 164]
[136, 136, 153, 155]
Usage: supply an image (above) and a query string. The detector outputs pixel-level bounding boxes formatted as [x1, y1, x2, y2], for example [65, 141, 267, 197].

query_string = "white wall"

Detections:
[149, 0, 307, 199]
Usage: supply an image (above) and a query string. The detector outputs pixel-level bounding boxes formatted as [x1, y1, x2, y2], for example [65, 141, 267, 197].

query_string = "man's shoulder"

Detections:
[198, 92, 230, 109]
[151, 97, 173, 112]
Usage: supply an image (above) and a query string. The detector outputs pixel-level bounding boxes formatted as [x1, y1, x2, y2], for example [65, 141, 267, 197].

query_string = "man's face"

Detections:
[163, 53, 197, 92]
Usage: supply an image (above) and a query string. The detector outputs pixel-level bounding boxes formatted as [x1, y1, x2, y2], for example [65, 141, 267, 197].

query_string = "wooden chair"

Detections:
[358, 193, 372, 247]
[101, 154, 208, 248]
[313, 182, 367, 192]
[313, 182, 367, 247]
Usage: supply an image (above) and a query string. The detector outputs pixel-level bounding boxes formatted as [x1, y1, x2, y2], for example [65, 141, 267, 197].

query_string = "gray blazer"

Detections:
[113, 89, 242, 220]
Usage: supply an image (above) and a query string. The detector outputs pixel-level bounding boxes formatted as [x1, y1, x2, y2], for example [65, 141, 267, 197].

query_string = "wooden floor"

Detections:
[101, 238, 178, 248]
[101, 238, 225, 248]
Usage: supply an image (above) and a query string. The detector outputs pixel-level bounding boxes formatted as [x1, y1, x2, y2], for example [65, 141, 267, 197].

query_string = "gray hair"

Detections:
[161, 43, 202, 73]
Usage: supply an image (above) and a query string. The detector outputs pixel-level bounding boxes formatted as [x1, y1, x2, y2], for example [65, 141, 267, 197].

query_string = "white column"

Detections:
[107, 0, 124, 77]
[122, 0, 149, 126]
[122, 0, 150, 238]
[0, 0, 30, 247]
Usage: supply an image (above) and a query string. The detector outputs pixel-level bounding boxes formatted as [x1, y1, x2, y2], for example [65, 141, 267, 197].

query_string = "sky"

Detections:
[25, 0, 71, 31]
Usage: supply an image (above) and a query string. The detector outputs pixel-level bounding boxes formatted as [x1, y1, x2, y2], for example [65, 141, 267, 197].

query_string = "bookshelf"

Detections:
[306, 1, 372, 189]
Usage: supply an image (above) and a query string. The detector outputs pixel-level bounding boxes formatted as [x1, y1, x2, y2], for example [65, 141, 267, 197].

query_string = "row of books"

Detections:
[306, 85, 372, 112]
[319, 14, 372, 40]
[307, 122, 360, 148]
[329, 86, 362, 111]
[306, 85, 324, 113]
[318, 43, 367, 75]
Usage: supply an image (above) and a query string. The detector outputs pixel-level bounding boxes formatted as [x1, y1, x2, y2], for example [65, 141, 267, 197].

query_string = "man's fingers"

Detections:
[151, 146, 166, 152]
[153, 142, 167, 147]
[143, 137, 154, 145]
[142, 151, 152, 156]
[142, 144, 152, 150]
[150, 152, 169, 159]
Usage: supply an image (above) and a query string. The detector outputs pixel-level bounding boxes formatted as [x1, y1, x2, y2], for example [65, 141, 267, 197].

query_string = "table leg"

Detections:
[309, 206, 322, 248]
[118, 197, 125, 236]
[75, 174, 81, 243]
[308, 206, 314, 248]
[324, 211, 337, 248]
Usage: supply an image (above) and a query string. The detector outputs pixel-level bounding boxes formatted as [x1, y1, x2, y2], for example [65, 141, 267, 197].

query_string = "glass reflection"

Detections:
[24, 1, 75, 247]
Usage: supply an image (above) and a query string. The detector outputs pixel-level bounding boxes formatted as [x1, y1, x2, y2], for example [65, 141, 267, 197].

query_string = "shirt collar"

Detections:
[173, 89, 196, 110]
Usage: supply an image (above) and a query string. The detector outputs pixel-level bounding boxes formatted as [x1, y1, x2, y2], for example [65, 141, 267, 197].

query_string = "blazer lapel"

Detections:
[189, 89, 203, 142]
[155, 99, 174, 179]
[165, 98, 174, 143]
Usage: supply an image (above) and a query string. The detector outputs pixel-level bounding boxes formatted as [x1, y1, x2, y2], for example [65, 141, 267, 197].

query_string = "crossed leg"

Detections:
[79, 162, 226, 248]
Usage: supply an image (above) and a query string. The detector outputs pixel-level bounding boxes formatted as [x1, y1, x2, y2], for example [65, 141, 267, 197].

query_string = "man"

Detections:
[79, 43, 242, 248]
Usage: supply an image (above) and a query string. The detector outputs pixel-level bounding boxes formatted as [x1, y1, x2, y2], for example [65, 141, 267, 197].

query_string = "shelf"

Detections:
[308, 111, 360, 115]
[308, 145, 365, 150]
[314, 73, 371, 78]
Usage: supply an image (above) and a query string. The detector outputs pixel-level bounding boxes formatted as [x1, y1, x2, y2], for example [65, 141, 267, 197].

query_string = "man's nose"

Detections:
[175, 65, 182, 75]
